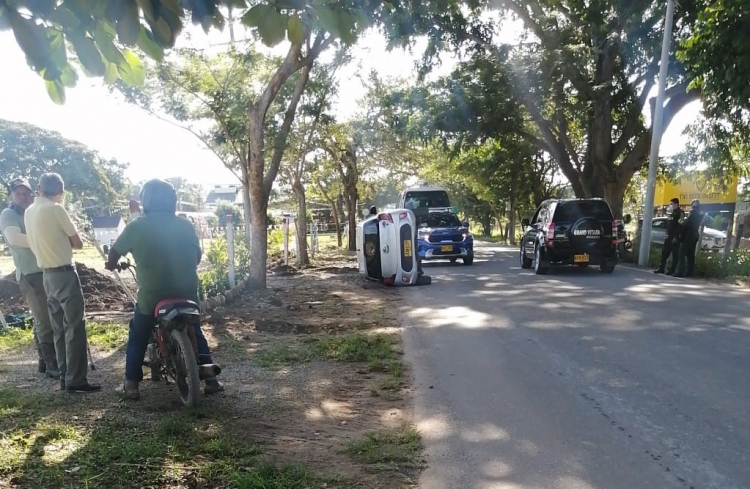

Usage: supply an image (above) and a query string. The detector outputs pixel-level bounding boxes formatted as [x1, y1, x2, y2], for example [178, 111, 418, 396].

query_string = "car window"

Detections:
[531, 205, 543, 224]
[426, 212, 462, 228]
[652, 220, 666, 229]
[404, 191, 451, 209]
[553, 201, 613, 221]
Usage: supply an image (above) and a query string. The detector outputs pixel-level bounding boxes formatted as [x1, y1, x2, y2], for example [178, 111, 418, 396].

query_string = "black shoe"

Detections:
[38, 359, 46, 374]
[653, 269, 664, 274]
[46, 371, 61, 380]
[59, 379, 66, 391]
[674, 273, 685, 278]
[66, 383, 101, 393]
[665, 271, 674, 276]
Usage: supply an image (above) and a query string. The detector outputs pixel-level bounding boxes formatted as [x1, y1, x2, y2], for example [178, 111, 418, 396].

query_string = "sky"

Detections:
[0, 14, 701, 193]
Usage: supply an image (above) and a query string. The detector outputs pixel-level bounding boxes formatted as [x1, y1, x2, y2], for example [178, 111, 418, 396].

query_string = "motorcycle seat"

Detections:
[154, 298, 201, 319]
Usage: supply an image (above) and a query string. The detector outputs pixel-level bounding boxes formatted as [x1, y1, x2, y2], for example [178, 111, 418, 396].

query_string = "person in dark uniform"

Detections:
[675, 199, 703, 278]
[654, 198, 684, 274]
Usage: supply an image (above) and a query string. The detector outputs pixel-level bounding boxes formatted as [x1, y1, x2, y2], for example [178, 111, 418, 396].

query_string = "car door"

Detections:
[651, 219, 667, 246]
[524, 205, 545, 254]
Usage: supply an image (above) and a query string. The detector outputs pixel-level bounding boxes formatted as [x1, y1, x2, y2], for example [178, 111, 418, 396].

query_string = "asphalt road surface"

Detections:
[402, 244, 750, 489]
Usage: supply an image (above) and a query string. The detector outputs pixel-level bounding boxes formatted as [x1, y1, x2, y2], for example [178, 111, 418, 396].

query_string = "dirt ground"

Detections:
[0, 252, 420, 488]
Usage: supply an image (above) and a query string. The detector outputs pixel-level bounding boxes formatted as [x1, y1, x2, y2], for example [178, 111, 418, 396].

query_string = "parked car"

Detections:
[416, 211, 474, 265]
[398, 185, 454, 212]
[648, 216, 726, 251]
[356, 208, 431, 286]
[520, 198, 618, 275]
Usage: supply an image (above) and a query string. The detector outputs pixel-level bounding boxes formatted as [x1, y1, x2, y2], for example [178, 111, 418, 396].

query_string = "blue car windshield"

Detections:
[425, 213, 462, 228]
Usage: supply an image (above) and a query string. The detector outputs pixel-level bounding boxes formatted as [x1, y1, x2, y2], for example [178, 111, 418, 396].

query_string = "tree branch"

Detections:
[264, 62, 313, 197]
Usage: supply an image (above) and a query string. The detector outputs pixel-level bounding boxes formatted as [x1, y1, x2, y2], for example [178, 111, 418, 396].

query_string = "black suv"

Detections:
[520, 198, 618, 275]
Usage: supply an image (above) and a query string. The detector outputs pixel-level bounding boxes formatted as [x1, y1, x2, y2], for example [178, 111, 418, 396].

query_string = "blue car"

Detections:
[417, 211, 474, 265]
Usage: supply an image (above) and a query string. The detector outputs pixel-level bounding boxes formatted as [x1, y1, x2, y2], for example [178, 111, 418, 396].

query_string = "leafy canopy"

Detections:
[0, 0, 373, 104]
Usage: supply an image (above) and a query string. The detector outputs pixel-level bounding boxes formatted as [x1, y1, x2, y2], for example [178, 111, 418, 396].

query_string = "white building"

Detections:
[204, 185, 239, 210]
[92, 215, 125, 245]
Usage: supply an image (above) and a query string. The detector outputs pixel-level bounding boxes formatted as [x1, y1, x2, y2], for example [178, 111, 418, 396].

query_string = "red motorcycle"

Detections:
[119, 261, 220, 407]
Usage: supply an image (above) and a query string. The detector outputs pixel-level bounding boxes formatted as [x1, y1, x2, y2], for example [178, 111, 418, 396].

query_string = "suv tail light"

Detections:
[546, 222, 555, 240]
[383, 274, 396, 286]
[378, 213, 393, 223]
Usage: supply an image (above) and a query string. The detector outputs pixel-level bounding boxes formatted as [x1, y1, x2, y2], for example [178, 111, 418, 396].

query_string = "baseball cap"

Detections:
[8, 178, 32, 193]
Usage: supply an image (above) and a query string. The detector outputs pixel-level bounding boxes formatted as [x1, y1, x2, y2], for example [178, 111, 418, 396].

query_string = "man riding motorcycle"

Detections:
[105, 179, 223, 400]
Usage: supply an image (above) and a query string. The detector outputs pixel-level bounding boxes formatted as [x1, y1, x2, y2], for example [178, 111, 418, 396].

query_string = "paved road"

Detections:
[402, 243, 750, 489]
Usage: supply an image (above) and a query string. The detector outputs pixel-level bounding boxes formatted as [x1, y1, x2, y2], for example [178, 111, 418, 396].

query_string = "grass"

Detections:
[346, 427, 423, 470]
[0, 388, 353, 489]
[256, 333, 407, 397]
[0, 322, 127, 353]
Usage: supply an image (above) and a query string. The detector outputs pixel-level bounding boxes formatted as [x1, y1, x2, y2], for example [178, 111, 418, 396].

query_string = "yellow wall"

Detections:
[654, 175, 738, 206]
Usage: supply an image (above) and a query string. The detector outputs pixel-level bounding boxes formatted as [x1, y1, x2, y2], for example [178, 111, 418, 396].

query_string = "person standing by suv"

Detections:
[654, 198, 684, 275]
[675, 199, 703, 278]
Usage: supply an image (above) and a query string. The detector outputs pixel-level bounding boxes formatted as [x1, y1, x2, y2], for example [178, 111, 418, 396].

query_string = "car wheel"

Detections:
[534, 245, 548, 275]
[463, 255, 474, 265]
[520, 246, 532, 269]
[450, 258, 458, 263]
[600, 261, 616, 274]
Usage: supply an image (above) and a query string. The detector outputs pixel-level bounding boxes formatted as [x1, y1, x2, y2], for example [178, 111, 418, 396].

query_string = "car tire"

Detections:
[520, 246, 533, 269]
[463, 255, 474, 265]
[600, 262, 616, 274]
[534, 245, 549, 275]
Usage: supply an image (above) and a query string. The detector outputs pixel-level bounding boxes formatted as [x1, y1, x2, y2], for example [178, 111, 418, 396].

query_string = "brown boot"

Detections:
[204, 377, 224, 395]
[116, 380, 141, 400]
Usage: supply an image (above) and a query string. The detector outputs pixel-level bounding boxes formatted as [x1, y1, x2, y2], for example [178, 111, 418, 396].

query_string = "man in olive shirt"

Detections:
[106, 179, 222, 400]
[25, 173, 100, 393]
[0, 178, 59, 377]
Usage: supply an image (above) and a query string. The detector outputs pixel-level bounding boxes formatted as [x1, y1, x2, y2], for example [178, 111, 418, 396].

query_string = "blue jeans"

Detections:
[125, 307, 213, 382]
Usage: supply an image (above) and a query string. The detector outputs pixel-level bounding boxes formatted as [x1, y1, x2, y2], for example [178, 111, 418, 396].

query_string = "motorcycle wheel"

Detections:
[170, 329, 201, 408]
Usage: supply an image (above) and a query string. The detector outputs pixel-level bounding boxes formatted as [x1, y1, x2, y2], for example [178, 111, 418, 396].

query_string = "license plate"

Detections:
[441, 245, 453, 252]
[574, 254, 589, 263]
[404, 240, 412, 257]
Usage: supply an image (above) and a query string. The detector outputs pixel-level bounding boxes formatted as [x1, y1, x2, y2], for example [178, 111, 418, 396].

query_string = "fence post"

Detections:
[226, 213, 235, 288]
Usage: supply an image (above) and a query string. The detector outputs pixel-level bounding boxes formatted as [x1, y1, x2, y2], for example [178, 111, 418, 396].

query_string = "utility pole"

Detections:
[638, 0, 676, 267]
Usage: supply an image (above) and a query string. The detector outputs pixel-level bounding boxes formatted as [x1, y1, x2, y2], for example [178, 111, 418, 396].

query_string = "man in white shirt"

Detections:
[0, 178, 59, 377]
[26, 173, 100, 393]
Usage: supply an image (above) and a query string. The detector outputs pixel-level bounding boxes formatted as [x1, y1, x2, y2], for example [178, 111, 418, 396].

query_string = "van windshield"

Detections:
[404, 191, 451, 209]
[425, 212, 462, 228]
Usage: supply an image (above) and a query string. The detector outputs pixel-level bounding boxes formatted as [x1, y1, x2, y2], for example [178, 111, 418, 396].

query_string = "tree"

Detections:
[679, 0, 750, 128]
[167, 176, 205, 210]
[0, 118, 128, 209]
[279, 56, 342, 266]
[390, 0, 703, 218]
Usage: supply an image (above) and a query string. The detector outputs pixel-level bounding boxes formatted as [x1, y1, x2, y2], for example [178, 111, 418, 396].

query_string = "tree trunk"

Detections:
[247, 122, 268, 289]
[337, 192, 346, 228]
[293, 181, 309, 267]
[508, 194, 517, 245]
[241, 163, 252, 246]
[345, 188, 357, 251]
[332, 202, 342, 247]
[603, 181, 628, 219]
[480, 215, 492, 237]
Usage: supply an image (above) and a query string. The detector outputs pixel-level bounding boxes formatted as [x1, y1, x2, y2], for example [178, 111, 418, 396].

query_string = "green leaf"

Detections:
[148, 16, 174, 46]
[70, 33, 106, 76]
[336, 10, 357, 45]
[256, 8, 287, 47]
[136, 26, 164, 61]
[136, 0, 156, 23]
[45, 78, 65, 105]
[8, 10, 50, 72]
[103, 60, 119, 84]
[46, 5, 80, 29]
[116, 0, 141, 46]
[60, 64, 78, 88]
[240, 4, 273, 28]
[95, 23, 127, 65]
[117, 49, 145, 86]
[287, 14, 305, 44]
[47, 29, 67, 67]
[315, 5, 340, 38]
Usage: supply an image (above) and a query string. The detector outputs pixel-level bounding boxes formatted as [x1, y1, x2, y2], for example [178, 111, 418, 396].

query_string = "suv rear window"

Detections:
[425, 212, 462, 228]
[553, 201, 613, 222]
[404, 191, 451, 209]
